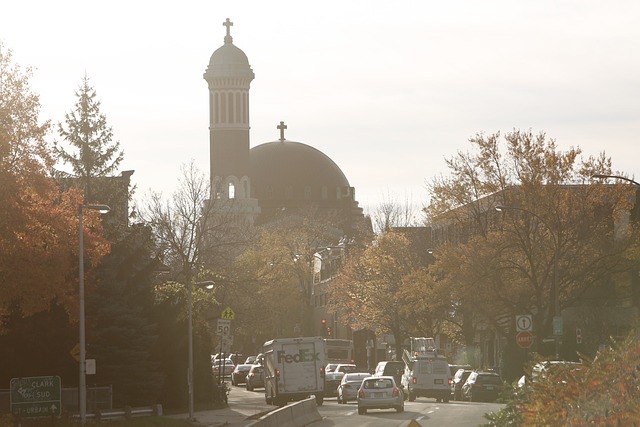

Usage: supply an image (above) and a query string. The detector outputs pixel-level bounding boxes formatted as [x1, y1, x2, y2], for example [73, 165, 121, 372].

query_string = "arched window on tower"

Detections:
[221, 92, 227, 123]
[235, 92, 241, 124]
[243, 179, 249, 199]
[228, 182, 235, 199]
[213, 92, 219, 124]
[228, 92, 235, 123]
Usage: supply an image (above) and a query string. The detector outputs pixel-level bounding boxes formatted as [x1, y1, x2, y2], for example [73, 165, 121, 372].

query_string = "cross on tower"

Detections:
[223, 18, 233, 38]
[277, 121, 287, 141]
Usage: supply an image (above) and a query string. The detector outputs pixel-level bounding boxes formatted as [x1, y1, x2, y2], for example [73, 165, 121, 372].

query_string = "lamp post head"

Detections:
[591, 174, 640, 187]
[495, 205, 506, 212]
[80, 204, 112, 214]
[194, 280, 216, 290]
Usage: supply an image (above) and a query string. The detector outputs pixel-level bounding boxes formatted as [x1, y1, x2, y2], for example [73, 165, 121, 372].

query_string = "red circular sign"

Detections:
[516, 331, 534, 348]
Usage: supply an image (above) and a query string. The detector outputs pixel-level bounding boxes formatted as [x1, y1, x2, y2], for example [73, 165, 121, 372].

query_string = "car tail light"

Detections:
[448, 379, 453, 385]
[393, 388, 399, 397]
[412, 377, 417, 384]
[358, 389, 364, 398]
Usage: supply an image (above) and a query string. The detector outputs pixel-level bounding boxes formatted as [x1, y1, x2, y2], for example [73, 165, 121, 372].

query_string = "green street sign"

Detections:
[10, 376, 61, 417]
[553, 316, 563, 336]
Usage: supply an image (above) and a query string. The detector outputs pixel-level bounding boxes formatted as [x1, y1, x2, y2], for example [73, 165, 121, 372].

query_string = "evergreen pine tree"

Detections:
[89, 224, 165, 407]
[55, 75, 124, 201]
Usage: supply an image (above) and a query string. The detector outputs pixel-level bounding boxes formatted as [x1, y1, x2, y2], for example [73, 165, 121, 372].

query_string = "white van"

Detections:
[262, 337, 327, 406]
[402, 354, 452, 402]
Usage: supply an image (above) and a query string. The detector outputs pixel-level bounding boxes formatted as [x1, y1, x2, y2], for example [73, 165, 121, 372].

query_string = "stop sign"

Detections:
[516, 331, 534, 348]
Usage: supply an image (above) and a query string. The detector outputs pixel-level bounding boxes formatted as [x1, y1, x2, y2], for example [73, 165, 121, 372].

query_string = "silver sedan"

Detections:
[357, 375, 404, 414]
[337, 372, 371, 404]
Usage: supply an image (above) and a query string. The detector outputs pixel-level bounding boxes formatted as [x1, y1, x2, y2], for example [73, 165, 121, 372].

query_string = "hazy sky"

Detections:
[3, 1, 640, 214]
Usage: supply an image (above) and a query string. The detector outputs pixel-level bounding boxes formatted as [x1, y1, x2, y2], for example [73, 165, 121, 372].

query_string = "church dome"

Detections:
[204, 22, 254, 80]
[249, 140, 350, 202]
[208, 43, 250, 68]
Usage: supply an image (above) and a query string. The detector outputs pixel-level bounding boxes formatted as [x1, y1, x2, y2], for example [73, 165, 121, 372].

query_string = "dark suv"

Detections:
[462, 371, 503, 402]
[373, 360, 406, 388]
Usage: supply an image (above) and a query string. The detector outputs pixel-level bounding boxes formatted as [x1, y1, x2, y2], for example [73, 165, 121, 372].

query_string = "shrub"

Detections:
[484, 334, 640, 426]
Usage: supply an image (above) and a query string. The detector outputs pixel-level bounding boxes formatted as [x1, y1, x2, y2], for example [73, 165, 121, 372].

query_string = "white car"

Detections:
[357, 376, 404, 414]
[325, 363, 359, 396]
[212, 358, 235, 379]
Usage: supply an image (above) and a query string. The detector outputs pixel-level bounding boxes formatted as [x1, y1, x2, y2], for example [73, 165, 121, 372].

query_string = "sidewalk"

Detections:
[168, 404, 271, 427]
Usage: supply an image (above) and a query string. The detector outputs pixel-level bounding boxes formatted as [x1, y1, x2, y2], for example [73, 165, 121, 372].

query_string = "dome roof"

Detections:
[249, 140, 350, 201]
[209, 42, 250, 68]
[205, 33, 254, 80]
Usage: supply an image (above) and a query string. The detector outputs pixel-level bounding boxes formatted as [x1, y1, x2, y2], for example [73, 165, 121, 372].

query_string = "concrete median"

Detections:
[245, 397, 321, 427]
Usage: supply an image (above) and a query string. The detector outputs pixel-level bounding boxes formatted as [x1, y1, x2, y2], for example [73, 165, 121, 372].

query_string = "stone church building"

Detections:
[202, 18, 367, 236]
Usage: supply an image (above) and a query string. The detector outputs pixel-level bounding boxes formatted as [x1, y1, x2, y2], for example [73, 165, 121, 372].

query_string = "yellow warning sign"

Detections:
[408, 420, 423, 427]
[221, 306, 235, 320]
[70, 343, 80, 362]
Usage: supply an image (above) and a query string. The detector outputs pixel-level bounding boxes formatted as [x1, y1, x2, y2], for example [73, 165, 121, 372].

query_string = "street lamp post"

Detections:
[78, 204, 111, 424]
[495, 204, 560, 358]
[187, 280, 215, 421]
[591, 174, 640, 187]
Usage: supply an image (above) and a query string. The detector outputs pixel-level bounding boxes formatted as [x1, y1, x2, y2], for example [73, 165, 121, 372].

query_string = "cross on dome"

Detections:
[223, 18, 233, 42]
[277, 121, 287, 142]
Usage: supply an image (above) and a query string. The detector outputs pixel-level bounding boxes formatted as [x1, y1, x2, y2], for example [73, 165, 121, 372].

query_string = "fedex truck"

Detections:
[263, 336, 327, 406]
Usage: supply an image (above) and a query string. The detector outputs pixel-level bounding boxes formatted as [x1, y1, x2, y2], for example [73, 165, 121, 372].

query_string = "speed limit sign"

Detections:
[217, 319, 231, 336]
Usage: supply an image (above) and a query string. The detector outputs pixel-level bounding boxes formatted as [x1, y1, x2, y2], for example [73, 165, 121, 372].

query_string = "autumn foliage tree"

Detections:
[425, 130, 640, 374]
[329, 231, 438, 358]
[0, 42, 109, 328]
[486, 335, 640, 425]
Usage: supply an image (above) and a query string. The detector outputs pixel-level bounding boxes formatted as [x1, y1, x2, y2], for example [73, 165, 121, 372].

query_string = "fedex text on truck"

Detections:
[277, 349, 320, 363]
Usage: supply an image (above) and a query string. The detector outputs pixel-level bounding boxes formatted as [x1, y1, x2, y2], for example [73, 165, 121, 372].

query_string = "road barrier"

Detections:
[245, 397, 321, 427]
[78, 404, 163, 421]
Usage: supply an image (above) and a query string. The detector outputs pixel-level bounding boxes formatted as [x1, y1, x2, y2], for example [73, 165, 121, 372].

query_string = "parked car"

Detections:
[245, 364, 265, 391]
[518, 360, 583, 389]
[212, 358, 235, 379]
[325, 364, 359, 396]
[212, 353, 244, 366]
[337, 372, 371, 404]
[357, 376, 404, 415]
[462, 371, 503, 402]
[449, 364, 473, 377]
[231, 364, 253, 385]
[451, 369, 474, 400]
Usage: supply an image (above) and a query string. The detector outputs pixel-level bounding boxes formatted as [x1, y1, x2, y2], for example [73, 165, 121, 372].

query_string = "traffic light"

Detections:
[321, 319, 327, 336]
[326, 326, 332, 336]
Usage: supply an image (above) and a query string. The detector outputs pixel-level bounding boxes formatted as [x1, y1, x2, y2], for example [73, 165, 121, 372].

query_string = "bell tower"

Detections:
[203, 18, 260, 223]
